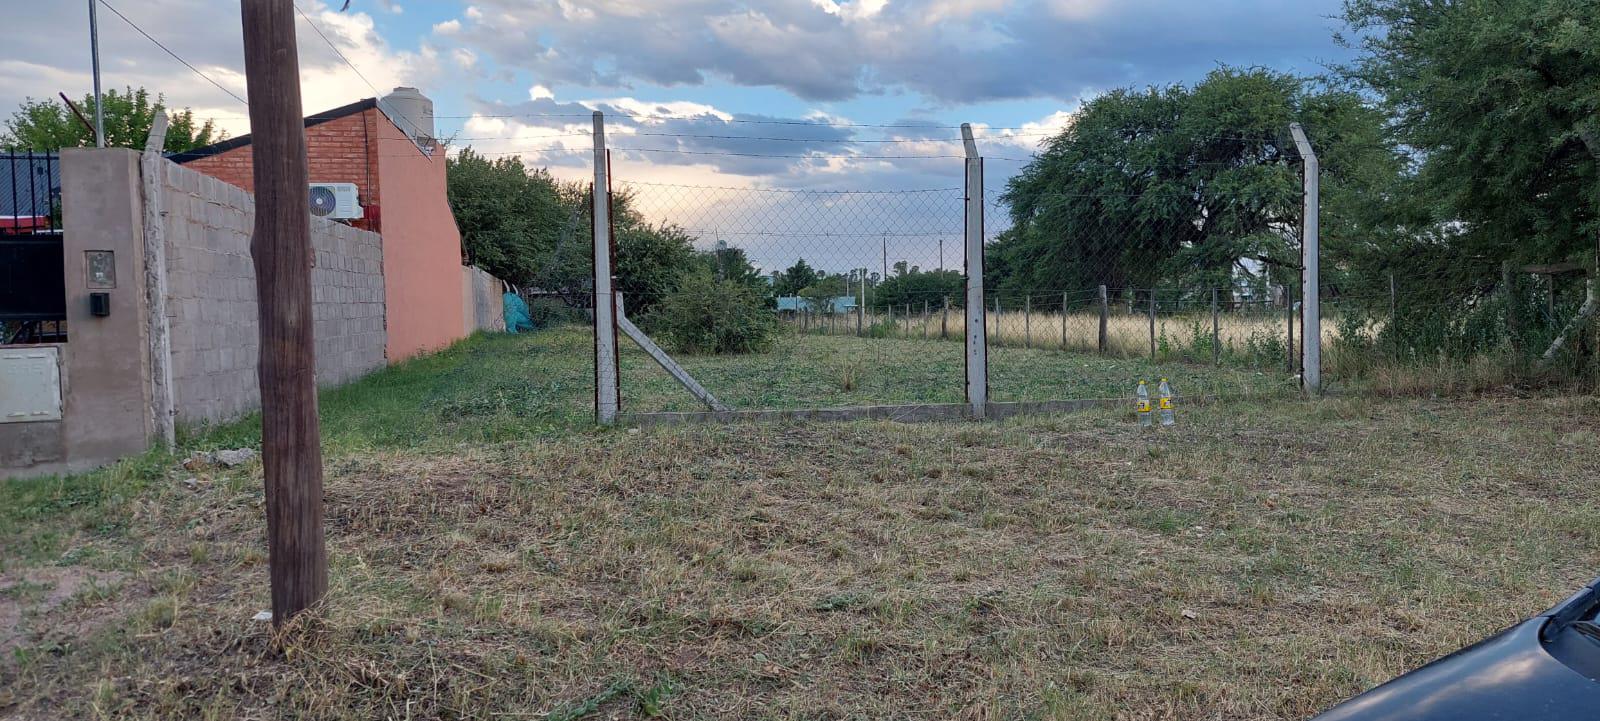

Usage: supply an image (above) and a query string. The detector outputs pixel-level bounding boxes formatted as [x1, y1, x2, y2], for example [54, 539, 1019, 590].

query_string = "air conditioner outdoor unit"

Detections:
[308, 182, 363, 220]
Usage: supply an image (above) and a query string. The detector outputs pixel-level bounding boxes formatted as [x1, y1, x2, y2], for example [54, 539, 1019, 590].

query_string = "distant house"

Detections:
[777, 295, 859, 314]
[172, 88, 467, 362]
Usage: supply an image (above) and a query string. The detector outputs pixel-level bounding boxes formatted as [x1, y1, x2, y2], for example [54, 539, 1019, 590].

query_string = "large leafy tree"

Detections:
[1, 87, 220, 153]
[1334, 0, 1600, 363]
[448, 148, 582, 289]
[1341, 0, 1598, 263]
[872, 266, 964, 310]
[448, 147, 702, 316]
[994, 67, 1398, 301]
[698, 243, 774, 306]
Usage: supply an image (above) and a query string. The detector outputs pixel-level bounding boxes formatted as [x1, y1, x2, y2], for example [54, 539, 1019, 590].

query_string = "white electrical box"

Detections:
[0, 347, 63, 423]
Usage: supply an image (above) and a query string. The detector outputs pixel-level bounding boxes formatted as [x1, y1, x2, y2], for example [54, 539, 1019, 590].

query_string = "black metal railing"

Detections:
[1, 152, 66, 345]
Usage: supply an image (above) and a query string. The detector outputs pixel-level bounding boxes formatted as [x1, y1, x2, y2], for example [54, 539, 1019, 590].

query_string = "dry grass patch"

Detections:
[3, 396, 1599, 719]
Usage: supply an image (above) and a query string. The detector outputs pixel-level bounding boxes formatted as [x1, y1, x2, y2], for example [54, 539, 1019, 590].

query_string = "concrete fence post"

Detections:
[1061, 292, 1069, 350]
[962, 123, 988, 418]
[1024, 294, 1031, 349]
[1211, 287, 1221, 366]
[1290, 123, 1321, 393]
[592, 111, 619, 424]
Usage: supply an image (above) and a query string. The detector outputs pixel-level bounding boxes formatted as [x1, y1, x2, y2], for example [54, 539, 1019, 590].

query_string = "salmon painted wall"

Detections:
[373, 114, 465, 361]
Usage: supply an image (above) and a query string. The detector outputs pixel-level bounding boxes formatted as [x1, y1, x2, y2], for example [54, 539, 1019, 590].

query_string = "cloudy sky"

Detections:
[6, 0, 1353, 273]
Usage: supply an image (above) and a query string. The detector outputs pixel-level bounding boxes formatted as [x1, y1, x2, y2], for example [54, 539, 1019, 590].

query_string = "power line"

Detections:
[619, 147, 972, 160]
[293, 3, 379, 96]
[95, 0, 249, 106]
[617, 180, 960, 195]
[187, 111, 1055, 132]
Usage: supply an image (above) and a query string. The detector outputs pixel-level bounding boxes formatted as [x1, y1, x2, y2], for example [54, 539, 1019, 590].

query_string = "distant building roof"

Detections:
[169, 96, 433, 164]
[777, 296, 858, 313]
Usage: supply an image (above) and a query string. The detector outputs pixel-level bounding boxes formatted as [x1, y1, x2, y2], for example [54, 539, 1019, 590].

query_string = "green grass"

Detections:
[4, 324, 1598, 720]
[177, 324, 1297, 452]
[647, 329, 1294, 410]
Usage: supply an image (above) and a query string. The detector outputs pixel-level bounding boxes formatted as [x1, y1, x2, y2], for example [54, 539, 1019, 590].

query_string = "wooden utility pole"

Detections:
[242, 0, 327, 625]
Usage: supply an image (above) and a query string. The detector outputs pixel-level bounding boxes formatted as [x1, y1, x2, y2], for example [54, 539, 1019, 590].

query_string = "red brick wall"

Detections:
[180, 110, 384, 233]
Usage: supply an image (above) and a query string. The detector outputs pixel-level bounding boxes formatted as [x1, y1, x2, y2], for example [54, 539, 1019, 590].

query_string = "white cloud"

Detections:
[528, 84, 553, 100]
[1046, 0, 1109, 21]
[437, 0, 1347, 103]
[433, 19, 462, 35]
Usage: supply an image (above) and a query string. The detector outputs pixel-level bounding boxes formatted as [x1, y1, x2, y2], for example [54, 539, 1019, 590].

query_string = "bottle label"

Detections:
[1137, 400, 1152, 413]
[1159, 398, 1173, 410]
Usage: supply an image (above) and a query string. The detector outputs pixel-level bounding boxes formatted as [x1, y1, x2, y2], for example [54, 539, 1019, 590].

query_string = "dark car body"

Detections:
[1310, 575, 1600, 720]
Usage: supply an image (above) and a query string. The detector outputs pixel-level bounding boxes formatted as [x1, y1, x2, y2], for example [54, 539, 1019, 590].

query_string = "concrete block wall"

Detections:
[160, 161, 386, 425]
[462, 265, 507, 334]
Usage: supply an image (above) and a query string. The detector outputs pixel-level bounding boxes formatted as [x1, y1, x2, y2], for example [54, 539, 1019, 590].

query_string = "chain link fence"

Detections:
[573, 113, 1595, 422]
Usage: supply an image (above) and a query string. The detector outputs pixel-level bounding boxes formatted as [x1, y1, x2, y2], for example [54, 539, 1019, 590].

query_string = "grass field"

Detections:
[3, 326, 1598, 720]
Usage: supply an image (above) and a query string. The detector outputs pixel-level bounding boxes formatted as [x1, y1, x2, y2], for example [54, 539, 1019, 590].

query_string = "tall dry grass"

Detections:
[788, 307, 1333, 363]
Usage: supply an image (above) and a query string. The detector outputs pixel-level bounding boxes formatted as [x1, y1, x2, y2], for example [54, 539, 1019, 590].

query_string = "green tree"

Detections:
[995, 67, 1398, 301]
[613, 212, 698, 316]
[772, 259, 822, 297]
[448, 149, 701, 316]
[872, 268, 964, 311]
[698, 242, 774, 307]
[1, 87, 221, 152]
[798, 273, 851, 311]
[650, 268, 778, 355]
[1339, 0, 1600, 361]
[448, 148, 581, 289]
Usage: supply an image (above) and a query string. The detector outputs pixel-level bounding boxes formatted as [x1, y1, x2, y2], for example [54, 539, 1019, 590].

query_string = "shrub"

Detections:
[525, 297, 588, 327]
[648, 270, 778, 355]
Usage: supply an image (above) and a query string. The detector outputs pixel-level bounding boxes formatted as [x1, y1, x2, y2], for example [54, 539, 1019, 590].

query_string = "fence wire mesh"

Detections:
[978, 179, 1307, 404]
[607, 171, 971, 413]
[578, 116, 1595, 419]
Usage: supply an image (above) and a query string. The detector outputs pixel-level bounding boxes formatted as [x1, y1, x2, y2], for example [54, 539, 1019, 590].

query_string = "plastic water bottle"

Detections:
[1157, 378, 1176, 426]
[1136, 381, 1153, 428]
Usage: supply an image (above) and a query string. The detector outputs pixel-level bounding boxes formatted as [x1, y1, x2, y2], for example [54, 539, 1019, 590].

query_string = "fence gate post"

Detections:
[1290, 123, 1321, 394]
[1147, 292, 1157, 359]
[962, 123, 988, 418]
[942, 296, 950, 340]
[1211, 287, 1221, 365]
[923, 299, 929, 339]
[1024, 295, 1031, 348]
[1503, 260, 1522, 353]
[592, 111, 620, 425]
[1097, 285, 1108, 354]
[1061, 292, 1069, 350]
